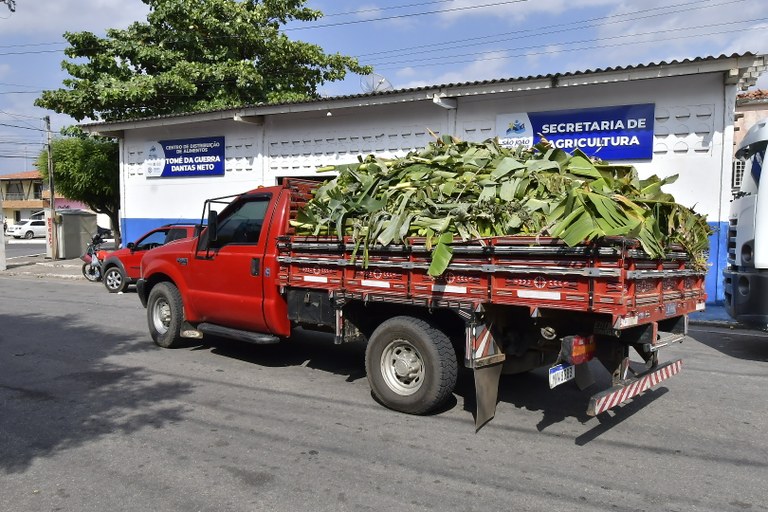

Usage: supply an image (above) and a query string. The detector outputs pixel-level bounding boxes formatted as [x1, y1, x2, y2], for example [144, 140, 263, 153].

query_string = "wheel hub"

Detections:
[381, 340, 424, 395]
[153, 300, 171, 334]
[393, 351, 421, 380]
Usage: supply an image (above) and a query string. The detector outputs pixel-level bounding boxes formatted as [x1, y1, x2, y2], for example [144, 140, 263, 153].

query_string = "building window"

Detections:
[732, 159, 746, 192]
[33, 182, 43, 199]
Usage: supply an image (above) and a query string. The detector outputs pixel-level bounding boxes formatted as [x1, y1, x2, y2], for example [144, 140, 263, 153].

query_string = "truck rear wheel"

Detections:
[147, 282, 184, 348]
[365, 316, 458, 415]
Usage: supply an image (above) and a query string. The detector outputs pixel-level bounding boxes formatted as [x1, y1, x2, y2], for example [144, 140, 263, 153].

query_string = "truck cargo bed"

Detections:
[277, 235, 706, 327]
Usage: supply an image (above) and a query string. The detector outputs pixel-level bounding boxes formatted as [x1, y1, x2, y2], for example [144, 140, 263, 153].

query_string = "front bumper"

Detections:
[723, 267, 768, 327]
[136, 279, 148, 308]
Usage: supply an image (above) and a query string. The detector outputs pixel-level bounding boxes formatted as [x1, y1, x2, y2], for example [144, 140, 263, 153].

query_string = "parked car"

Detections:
[101, 224, 198, 293]
[97, 225, 113, 239]
[9, 219, 47, 239]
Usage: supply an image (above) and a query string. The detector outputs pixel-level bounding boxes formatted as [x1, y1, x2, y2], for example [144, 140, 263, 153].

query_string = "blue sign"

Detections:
[145, 136, 225, 178]
[496, 104, 655, 160]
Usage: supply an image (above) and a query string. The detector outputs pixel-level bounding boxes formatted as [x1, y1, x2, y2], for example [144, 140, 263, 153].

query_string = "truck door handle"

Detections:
[251, 257, 260, 276]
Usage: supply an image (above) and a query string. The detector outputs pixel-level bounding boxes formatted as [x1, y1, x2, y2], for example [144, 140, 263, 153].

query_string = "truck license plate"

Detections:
[549, 363, 575, 389]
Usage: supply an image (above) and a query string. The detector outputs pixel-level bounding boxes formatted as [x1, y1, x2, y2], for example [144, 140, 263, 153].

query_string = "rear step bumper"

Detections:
[587, 359, 682, 416]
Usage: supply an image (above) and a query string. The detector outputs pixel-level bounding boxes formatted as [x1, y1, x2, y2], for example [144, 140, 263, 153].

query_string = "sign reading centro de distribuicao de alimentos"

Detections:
[496, 104, 655, 160]
[145, 136, 225, 178]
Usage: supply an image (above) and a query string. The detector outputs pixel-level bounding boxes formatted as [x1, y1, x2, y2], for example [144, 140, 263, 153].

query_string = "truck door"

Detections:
[185, 193, 274, 333]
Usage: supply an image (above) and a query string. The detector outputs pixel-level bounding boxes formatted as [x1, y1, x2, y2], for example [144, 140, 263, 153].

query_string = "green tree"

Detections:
[38, 134, 121, 242]
[35, 0, 371, 121]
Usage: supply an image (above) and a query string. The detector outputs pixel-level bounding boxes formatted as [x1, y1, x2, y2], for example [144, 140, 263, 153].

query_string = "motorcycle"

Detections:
[80, 234, 108, 282]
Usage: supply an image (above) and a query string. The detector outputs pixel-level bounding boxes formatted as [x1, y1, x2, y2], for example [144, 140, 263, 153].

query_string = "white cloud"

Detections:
[437, 0, 617, 25]
[0, 0, 148, 36]
[400, 51, 512, 88]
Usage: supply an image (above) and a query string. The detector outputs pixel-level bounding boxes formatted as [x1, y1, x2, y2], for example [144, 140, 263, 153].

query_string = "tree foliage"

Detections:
[35, 0, 371, 121]
[295, 136, 712, 276]
[38, 134, 121, 241]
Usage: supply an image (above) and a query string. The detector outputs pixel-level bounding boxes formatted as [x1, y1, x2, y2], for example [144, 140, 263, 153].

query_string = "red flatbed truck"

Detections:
[137, 179, 706, 427]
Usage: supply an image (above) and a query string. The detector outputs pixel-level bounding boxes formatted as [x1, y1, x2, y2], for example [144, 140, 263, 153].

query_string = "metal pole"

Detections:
[45, 115, 58, 259]
[0, 183, 6, 271]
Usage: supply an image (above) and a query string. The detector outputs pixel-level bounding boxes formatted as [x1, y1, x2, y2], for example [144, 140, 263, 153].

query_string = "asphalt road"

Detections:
[0, 275, 766, 512]
[3, 240, 46, 259]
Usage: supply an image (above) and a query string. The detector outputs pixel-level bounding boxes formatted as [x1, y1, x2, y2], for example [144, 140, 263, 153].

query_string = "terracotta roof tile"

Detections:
[0, 170, 41, 180]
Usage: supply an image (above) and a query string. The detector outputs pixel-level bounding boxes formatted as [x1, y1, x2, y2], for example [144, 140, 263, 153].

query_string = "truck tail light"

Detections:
[562, 335, 596, 365]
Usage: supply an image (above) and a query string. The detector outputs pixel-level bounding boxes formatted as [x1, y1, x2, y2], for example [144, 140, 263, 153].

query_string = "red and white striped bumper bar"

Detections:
[587, 359, 682, 416]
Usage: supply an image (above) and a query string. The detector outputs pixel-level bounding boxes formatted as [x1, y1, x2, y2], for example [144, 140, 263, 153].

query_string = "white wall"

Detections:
[118, 73, 733, 301]
[454, 74, 728, 221]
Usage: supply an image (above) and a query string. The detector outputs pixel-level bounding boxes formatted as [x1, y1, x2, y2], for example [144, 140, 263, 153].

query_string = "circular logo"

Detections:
[145, 143, 165, 177]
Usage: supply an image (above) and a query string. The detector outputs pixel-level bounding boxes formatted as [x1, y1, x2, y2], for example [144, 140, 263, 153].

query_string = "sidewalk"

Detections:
[688, 304, 741, 328]
[1, 254, 85, 280]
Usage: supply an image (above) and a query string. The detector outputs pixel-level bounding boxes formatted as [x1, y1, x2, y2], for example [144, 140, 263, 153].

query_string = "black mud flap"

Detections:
[474, 363, 503, 431]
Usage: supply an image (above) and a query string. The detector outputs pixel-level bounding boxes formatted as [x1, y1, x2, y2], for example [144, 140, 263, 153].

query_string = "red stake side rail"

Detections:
[277, 235, 707, 327]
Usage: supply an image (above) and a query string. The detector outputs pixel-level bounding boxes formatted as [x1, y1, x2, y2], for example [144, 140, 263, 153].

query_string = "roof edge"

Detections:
[81, 52, 766, 135]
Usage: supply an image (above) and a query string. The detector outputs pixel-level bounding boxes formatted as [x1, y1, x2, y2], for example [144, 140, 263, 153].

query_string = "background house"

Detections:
[0, 170, 87, 228]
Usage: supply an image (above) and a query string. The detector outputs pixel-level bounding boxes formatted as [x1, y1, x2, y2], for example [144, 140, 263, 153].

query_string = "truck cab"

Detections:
[137, 183, 297, 347]
[724, 118, 768, 328]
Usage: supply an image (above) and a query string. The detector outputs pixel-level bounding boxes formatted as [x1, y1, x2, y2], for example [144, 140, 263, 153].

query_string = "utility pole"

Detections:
[0, 181, 6, 271]
[45, 115, 58, 259]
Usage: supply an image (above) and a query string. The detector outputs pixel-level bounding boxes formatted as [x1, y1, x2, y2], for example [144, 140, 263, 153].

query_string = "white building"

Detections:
[84, 53, 767, 304]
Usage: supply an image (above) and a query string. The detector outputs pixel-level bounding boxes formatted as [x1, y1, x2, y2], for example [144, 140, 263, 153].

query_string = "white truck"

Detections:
[724, 117, 768, 329]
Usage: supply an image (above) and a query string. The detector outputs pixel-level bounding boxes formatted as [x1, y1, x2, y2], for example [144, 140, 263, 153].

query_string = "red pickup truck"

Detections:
[101, 224, 198, 293]
[138, 179, 706, 427]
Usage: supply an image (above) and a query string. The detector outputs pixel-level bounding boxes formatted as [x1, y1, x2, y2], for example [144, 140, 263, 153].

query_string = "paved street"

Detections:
[0, 274, 766, 512]
[2, 240, 46, 260]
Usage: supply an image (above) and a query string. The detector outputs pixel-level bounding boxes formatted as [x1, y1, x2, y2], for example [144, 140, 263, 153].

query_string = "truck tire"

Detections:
[147, 282, 184, 348]
[365, 316, 458, 415]
[103, 266, 127, 293]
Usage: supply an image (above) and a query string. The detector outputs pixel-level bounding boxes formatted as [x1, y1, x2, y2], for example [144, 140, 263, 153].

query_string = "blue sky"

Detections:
[1, 0, 766, 174]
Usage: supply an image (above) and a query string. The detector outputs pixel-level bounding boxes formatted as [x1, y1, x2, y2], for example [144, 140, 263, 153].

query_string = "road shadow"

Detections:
[0, 312, 194, 474]
[191, 332, 670, 441]
[690, 327, 768, 362]
[454, 359, 674, 441]
[192, 328, 369, 384]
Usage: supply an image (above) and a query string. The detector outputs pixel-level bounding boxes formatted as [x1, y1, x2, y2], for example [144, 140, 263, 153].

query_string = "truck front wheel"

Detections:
[365, 316, 458, 415]
[147, 282, 184, 348]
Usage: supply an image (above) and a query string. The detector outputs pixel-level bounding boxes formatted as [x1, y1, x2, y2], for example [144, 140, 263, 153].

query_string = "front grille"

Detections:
[727, 217, 738, 265]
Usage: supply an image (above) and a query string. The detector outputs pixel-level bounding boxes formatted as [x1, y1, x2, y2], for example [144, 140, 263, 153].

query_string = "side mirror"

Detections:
[208, 210, 218, 242]
[126, 242, 135, 250]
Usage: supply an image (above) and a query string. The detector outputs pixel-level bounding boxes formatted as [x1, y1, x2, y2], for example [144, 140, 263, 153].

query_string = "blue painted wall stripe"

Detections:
[121, 217, 201, 246]
[706, 221, 728, 305]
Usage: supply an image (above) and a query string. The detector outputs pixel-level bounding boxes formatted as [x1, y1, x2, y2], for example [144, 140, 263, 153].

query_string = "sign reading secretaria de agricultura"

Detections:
[145, 136, 225, 178]
[496, 104, 655, 160]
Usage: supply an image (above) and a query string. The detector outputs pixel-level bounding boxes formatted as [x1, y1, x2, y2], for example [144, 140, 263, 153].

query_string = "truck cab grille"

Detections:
[727, 217, 738, 266]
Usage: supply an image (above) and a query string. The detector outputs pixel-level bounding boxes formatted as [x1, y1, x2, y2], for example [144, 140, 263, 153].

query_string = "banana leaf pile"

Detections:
[292, 136, 711, 276]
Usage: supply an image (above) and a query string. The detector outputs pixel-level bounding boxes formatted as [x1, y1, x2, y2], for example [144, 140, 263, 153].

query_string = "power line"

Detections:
[321, 0, 463, 18]
[286, 0, 529, 31]
[0, 122, 45, 132]
[0, 109, 41, 119]
[0, 0, 741, 62]
[374, 22, 765, 71]
[353, 0, 747, 59]
[0, 41, 62, 50]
